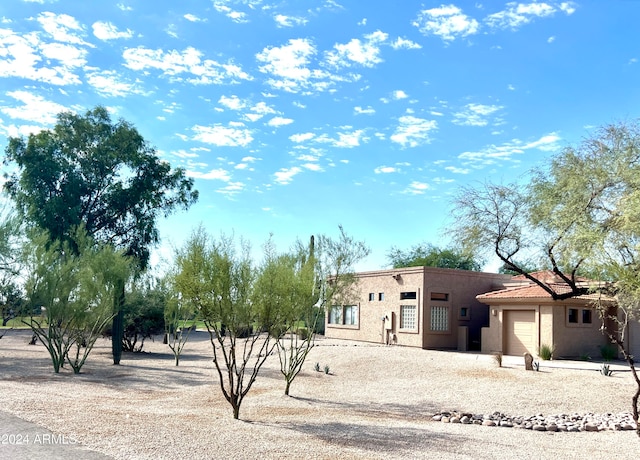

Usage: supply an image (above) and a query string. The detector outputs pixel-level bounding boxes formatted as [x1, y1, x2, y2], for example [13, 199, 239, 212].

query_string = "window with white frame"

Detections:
[430, 305, 449, 332]
[400, 305, 417, 329]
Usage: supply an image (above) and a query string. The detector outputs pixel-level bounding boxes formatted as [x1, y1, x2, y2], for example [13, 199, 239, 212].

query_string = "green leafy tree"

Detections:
[451, 122, 640, 437]
[272, 228, 370, 396]
[3, 106, 198, 364]
[24, 229, 132, 373]
[173, 227, 279, 420]
[118, 277, 166, 352]
[163, 275, 196, 366]
[387, 243, 481, 270]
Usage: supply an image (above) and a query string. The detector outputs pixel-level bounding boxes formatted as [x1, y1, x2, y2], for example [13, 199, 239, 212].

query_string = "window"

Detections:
[431, 292, 449, 301]
[378, 292, 384, 301]
[459, 307, 469, 320]
[368, 293, 375, 302]
[344, 305, 358, 325]
[567, 307, 593, 327]
[400, 305, 417, 329]
[328, 306, 343, 324]
[400, 291, 417, 300]
[431, 306, 449, 332]
[328, 305, 358, 326]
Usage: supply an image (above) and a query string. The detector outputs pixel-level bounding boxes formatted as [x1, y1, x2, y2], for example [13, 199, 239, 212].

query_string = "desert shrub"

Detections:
[314, 362, 320, 372]
[538, 343, 555, 360]
[600, 344, 617, 361]
[492, 352, 503, 367]
[120, 290, 165, 352]
[323, 364, 330, 374]
[296, 327, 309, 340]
[600, 363, 613, 376]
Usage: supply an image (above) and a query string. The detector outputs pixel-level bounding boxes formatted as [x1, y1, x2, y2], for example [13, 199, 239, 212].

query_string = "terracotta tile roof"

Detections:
[477, 271, 615, 303]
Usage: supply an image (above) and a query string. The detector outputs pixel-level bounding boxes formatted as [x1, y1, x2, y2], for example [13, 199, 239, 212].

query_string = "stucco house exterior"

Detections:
[477, 271, 618, 358]
[324, 267, 511, 351]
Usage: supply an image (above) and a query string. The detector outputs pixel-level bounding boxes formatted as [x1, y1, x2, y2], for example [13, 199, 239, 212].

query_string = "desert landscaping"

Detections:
[1, 329, 639, 459]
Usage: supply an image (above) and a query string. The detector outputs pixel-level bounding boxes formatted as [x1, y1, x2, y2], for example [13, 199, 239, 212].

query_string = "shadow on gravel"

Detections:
[280, 420, 467, 456]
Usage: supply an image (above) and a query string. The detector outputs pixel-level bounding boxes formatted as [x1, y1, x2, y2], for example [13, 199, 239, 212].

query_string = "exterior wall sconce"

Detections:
[392, 274, 401, 281]
[492, 309, 497, 316]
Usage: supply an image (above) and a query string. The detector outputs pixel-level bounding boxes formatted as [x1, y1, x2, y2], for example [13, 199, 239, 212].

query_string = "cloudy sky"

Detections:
[0, 1, 638, 271]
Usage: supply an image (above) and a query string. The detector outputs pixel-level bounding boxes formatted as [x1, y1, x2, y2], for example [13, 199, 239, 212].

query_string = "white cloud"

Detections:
[218, 94, 246, 110]
[445, 166, 470, 174]
[213, 3, 248, 23]
[187, 168, 232, 181]
[192, 124, 253, 147]
[413, 5, 479, 41]
[391, 37, 422, 50]
[256, 38, 332, 93]
[290, 132, 315, 143]
[274, 14, 308, 27]
[184, 14, 205, 22]
[452, 103, 503, 127]
[86, 70, 143, 97]
[334, 129, 366, 148]
[403, 181, 429, 195]
[458, 132, 561, 166]
[267, 116, 294, 127]
[485, 2, 561, 30]
[117, 3, 132, 11]
[0, 29, 86, 85]
[302, 163, 323, 172]
[123, 46, 251, 84]
[559, 2, 577, 15]
[374, 165, 396, 174]
[1, 90, 68, 125]
[547, 36, 555, 43]
[325, 30, 388, 68]
[390, 116, 437, 147]
[274, 166, 302, 184]
[392, 90, 408, 100]
[92, 21, 133, 40]
[354, 106, 375, 115]
[37, 12, 92, 46]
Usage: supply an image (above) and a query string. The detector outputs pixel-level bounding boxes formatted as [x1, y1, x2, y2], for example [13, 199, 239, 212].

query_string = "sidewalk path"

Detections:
[0, 410, 113, 460]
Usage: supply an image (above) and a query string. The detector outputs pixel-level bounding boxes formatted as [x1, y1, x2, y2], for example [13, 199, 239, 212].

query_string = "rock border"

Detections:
[432, 411, 637, 432]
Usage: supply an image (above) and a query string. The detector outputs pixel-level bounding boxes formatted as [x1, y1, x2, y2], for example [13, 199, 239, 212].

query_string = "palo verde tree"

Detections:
[3, 106, 198, 364]
[271, 228, 370, 396]
[24, 228, 132, 373]
[173, 227, 282, 420]
[451, 121, 640, 437]
[387, 242, 481, 270]
[163, 274, 196, 366]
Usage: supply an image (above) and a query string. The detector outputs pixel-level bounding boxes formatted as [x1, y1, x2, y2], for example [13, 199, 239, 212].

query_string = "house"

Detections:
[477, 271, 618, 358]
[324, 267, 511, 351]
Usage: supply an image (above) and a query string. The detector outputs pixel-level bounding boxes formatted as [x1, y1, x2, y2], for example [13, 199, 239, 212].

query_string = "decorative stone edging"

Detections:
[432, 411, 637, 432]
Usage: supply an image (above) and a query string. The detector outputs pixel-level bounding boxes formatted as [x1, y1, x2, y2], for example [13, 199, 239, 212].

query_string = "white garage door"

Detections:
[504, 310, 536, 356]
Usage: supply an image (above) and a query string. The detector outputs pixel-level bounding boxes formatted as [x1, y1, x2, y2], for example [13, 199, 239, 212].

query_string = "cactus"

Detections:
[324, 364, 330, 374]
[314, 362, 320, 372]
[533, 361, 540, 372]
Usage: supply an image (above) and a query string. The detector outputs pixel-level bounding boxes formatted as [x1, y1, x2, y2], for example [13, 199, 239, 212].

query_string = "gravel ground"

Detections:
[0, 329, 639, 459]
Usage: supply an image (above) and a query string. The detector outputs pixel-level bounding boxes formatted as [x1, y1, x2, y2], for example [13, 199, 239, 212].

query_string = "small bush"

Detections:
[314, 362, 320, 372]
[323, 364, 330, 374]
[296, 327, 309, 340]
[538, 343, 555, 360]
[600, 344, 617, 361]
[600, 363, 613, 376]
[533, 361, 540, 372]
[492, 352, 503, 367]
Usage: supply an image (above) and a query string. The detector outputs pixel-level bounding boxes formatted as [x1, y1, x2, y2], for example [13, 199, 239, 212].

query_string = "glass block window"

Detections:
[400, 305, 416, 329]
[430, 306, 449, 331]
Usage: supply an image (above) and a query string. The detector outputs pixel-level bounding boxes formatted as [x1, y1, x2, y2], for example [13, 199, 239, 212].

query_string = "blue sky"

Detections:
[0, 1, 638, 272]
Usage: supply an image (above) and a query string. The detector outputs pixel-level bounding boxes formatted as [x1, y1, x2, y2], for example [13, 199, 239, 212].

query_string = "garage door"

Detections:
[504, 310, 536, 356]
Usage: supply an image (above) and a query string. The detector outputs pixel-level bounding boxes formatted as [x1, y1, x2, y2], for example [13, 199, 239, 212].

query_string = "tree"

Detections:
[164, 275, 196, 366]
[451, 121, 640, 437]
[387, 243, 481, 270]
[24, 228, 132, 373]
[173, 227, 280, 420]
[273, 228, 370, 396]
[117, 276, 166, 353]
[3, 106, 198, 364]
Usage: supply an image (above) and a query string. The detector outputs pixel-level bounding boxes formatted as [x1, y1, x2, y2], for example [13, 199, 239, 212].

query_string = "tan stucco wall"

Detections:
[325, 267, 510, 350]
[480, 301, 611, 359]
